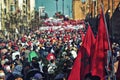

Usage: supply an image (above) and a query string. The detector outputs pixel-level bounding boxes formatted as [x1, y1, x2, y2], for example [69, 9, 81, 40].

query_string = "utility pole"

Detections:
[62, 0, 64, 15]
[55, 0, 58, 13]
[112, 0, 114, 14]
[108, 0, 110, 10]
[67, 5, 70, 17]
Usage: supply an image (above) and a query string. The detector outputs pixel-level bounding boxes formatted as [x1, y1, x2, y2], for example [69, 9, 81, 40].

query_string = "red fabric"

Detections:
[68, 50, 81, 80]
[116, 56, 120, 80]
[91, 10, 109, 80]
[68, 25, 95, 80]
[80, 25, 95, 80]
[79, 30, 85, 41]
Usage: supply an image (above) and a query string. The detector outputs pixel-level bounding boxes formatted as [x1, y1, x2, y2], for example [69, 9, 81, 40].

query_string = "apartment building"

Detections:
[72, 0, 120, 20]
[0, 0, 35, 30]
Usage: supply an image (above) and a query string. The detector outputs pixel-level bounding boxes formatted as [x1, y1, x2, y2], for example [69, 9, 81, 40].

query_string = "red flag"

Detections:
[116, 56, 120, 80]
[91, 9, 109, 80]
[68, 25, 95, 80]
[79, 30, 85, 41]
[80, 25, 96, 80]
[68, 50, 81, 80]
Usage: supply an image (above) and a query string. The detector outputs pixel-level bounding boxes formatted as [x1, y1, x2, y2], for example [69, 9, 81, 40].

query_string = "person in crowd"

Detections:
[0, 68, 6, 80]
[47, 59, 57, 80]
[32, 73, 44, 80]
[30, 57, 40, 70]
[84, 73, 92, 80]
[14, 75, 23, 80]
[0, 19, 87, 80]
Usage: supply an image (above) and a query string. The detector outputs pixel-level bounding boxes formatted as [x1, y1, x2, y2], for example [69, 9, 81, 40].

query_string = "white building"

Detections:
[18, 0, 23, 11]
[30, 0, 35, 13]
[0, 0, 35, 30]
[18, 0, 35, 17]
[0, 3, 2, 30]
[30, 0, 35, 19]
[17, 0, 35, 25]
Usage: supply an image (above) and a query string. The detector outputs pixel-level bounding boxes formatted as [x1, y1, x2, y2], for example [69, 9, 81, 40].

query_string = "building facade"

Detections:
[72, 0, 120, 20]
[0, 0, 35, 31]
[0, 1, 2, 30]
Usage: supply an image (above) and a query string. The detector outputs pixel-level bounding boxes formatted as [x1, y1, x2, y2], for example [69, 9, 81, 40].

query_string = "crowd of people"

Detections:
[0, 18, 87, 80]
[0, 17, 120, 80]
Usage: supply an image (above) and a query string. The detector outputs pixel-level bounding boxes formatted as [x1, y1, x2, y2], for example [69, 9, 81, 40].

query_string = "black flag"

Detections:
[110, 2, 120, 42]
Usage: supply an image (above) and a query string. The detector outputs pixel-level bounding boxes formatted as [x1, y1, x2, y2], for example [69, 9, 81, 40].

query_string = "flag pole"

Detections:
[100, 3, 116, 80]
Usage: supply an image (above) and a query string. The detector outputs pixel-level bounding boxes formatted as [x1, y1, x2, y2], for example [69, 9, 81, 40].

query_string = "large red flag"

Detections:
[68, 25, 95, 80]
[91, 9, 109, 80]
[79, 29, 85, 41]
[68, 50, 81, 80]
[116, 56, 120, 80]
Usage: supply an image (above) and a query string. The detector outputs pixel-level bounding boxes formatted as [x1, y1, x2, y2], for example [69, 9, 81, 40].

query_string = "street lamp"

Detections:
[62, 0, 64, 15]
[67, 5, 70, 17]
[55, 0, 58, 13]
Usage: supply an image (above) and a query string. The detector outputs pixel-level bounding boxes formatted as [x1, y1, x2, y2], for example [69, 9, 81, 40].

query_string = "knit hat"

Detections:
[33, 73, 44, 79]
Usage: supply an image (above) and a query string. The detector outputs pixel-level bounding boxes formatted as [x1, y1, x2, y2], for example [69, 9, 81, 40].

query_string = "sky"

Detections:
[35, 0, 72, 18]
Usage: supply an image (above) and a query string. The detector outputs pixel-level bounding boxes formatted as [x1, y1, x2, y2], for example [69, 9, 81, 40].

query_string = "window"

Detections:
[4, 0, 7, 4]
[4, 8, 6, 14]
[10, 5, 15, 11]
